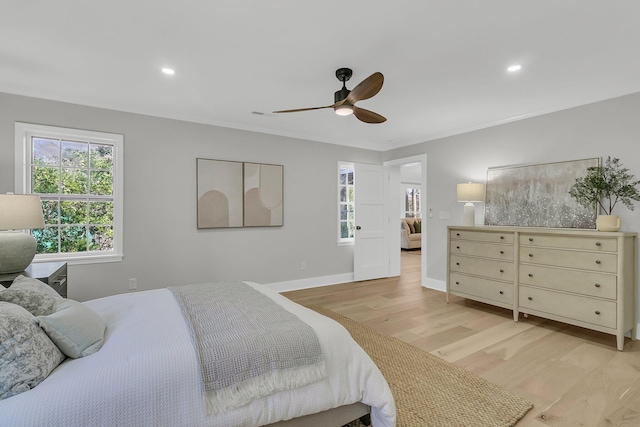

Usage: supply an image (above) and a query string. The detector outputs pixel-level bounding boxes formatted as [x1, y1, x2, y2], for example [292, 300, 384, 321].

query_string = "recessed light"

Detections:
[507, 65, 522, 72]
[161, 68, 175, 75]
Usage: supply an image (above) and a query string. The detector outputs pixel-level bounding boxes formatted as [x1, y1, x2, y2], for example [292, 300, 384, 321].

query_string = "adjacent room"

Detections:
[2, 2, 640, 426]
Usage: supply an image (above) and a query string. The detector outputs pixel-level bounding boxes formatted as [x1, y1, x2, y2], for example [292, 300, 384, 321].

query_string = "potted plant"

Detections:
[569, 156, 640, 231]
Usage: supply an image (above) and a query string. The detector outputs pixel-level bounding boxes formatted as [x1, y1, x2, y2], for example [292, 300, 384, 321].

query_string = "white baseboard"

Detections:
[422, 277, 446, 292]
[266, 273, 355, 293]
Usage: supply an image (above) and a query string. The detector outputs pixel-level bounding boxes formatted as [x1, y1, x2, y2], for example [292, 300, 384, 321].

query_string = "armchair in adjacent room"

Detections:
[401, 218, 422, 250]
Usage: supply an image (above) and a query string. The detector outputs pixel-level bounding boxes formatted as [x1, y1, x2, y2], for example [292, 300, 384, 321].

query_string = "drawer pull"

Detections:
[455, 281, 460, 285]
[528, 273, 533, 277]
[456, 246, 460, 249]
[528, 253, 533, 258]
[500, 236, 505, 240]
[499, 250, 504, 254]
[456, 262, 460, 266]
[595, 311, 601, 315]
[456, 233, 460, 236]
[528, 297, 533, 301]
[594, 283, 601, 288]
[595, 242, 601, 247]
[528, 237, 533, 242]
[595, 260, 601, 265]
[499, 291, 504, 295]
[499, 269, 504, 273]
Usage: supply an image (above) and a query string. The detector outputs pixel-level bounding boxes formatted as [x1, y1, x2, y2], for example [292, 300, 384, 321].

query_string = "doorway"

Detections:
[384, 154, 427, 286]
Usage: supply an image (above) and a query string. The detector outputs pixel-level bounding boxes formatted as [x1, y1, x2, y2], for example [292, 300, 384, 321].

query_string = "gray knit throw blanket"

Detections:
[169, 282, 326, 415]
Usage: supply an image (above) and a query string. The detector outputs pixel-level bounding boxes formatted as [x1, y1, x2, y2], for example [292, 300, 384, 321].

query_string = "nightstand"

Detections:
[0, 261, 68, 298]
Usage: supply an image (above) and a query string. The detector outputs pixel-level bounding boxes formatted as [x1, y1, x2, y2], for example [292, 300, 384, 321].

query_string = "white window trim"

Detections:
[14, 122, 124, 264]
[337, 161, 355, 246]
[402, 184, 422, 218]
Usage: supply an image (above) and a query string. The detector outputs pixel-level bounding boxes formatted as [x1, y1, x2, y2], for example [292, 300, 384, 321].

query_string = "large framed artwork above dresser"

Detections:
[447, 226, 637, 351]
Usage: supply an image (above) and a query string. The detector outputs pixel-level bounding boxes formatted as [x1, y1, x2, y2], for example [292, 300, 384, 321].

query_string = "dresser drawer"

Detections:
[450, 255, 514, 281]
[520, 234, 617, 252]
[519, 265, 616, 300]
[450, 240, 514, 261]
[519, 286, 616, 329]
[450, 273, 513, 306]
[450, 230, 514, 244]
[519, 247, 617, 273]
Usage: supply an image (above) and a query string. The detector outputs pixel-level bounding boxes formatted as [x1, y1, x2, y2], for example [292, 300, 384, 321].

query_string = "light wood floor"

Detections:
[283, 250, 640, 427]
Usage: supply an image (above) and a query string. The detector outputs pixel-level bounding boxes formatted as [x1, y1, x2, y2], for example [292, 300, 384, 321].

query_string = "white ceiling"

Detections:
[2, 1, 639, 151]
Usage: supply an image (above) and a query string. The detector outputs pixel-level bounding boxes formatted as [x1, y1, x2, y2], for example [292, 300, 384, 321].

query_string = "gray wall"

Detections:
[0, 92, 382, 301]
[384, 92, 640, 289]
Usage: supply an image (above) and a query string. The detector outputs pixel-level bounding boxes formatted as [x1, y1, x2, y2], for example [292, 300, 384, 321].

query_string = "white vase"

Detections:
[596, 215, 621, 232]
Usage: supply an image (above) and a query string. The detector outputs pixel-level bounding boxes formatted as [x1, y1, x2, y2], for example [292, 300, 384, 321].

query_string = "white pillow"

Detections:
[0, 302, 65, 400]
[37, 299, 107, 359]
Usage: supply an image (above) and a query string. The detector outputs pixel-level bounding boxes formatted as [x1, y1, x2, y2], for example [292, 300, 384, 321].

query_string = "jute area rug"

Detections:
[307, 306, 533, 427]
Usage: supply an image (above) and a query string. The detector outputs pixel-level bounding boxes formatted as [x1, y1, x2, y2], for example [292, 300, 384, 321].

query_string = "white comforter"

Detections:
[0, 282, 396, 427]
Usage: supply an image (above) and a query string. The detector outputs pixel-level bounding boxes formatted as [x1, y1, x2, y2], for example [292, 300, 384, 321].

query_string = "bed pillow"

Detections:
[37, 299, 107, 359]
[0, 301, 66, 400]
[0, 275, 62, 317]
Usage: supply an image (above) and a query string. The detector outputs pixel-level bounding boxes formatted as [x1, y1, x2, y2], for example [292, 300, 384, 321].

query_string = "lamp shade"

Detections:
[0, 194, 45, 230]
[456, 183, 484, 203]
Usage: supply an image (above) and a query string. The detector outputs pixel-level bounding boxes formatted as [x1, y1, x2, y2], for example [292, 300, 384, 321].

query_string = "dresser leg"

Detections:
[445, 292, 449, 303]
[617, 334, 625, 351]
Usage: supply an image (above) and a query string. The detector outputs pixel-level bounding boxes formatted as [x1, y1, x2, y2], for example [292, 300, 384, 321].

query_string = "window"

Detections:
[15, 123, 123, 264]
[338, 162, 355, 244]
[404, 187, 421, 218]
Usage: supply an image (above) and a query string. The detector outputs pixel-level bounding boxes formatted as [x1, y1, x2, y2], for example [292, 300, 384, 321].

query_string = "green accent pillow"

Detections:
[37, 299, 107, 359]
[414, 220, 422, 233]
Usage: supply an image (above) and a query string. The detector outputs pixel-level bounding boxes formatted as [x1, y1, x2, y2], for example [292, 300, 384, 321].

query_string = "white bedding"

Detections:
[0, 282, 396, 427]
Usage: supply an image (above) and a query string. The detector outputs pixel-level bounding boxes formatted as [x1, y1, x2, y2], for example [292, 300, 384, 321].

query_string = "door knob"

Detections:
[356, 226, 361, 230]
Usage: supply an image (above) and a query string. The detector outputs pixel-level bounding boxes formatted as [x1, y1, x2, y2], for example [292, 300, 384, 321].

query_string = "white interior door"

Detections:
[354, 163, 389, 281]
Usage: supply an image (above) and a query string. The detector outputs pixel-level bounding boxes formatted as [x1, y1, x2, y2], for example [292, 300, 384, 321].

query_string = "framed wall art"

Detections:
[484, 158, 599, 229]
[196, 158, 283, 229]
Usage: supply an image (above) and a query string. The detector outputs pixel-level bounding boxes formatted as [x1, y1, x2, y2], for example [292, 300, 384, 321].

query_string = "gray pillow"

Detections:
[37, 299, 107, 359]
[0, 275, 62, 317]
[0, 301, 65, 400]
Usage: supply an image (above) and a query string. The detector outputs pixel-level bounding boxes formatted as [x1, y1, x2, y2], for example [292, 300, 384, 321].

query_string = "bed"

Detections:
[0, 281, 396, 427]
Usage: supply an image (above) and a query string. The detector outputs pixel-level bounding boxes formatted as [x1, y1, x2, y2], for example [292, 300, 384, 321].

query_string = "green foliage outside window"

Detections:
[30, 138, 115, 254]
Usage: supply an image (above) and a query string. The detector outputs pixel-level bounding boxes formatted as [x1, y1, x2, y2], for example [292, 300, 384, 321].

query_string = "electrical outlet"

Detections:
[128, 278, 137, 290]
[300, 261, 307, 270]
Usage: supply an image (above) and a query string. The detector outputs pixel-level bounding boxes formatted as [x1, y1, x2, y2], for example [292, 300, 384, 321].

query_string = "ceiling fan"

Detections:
[273, 68, 386, 124]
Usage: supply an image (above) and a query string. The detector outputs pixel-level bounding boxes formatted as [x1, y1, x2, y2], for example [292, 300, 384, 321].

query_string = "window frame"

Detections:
[337, 161, 355, 245]
[15, 122, 124, 264]
[403, 185, 422, 218]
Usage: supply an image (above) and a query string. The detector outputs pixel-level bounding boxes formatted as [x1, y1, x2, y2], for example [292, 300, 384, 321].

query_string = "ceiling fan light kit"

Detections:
[273, 67, 386, 123]
[334, 105, 354, 116]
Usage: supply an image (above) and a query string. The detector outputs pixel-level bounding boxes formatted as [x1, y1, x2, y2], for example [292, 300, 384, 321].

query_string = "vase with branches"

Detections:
[569, 156, 640, 231]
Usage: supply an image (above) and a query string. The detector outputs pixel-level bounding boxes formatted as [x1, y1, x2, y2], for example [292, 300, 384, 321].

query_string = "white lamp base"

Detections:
[0, 231, 38, 274]
[462, 202, 475, 226]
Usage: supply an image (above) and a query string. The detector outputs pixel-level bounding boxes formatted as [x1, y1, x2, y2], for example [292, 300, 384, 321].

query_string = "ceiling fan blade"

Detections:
[346, 72, 384, 104]
[353, 106, 386, 124]
[273, 104, 336, 114]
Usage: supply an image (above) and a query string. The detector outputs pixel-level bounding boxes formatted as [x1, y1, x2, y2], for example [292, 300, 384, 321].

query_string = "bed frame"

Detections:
[266, 402, 371, 427]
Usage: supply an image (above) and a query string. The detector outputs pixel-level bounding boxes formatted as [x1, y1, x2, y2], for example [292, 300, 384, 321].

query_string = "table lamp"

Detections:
[456, 183, 484, 226]
[0, 194, 45, 274]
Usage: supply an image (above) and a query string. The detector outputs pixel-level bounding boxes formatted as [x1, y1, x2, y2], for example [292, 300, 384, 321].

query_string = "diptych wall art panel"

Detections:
[484, 158, 599, 229]
[244, 163, 283, 227]
[197, 159, 244, 228]
[196, 158, 283, 229]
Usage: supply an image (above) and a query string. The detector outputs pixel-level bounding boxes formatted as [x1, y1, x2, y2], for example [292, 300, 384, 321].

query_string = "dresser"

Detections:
[447, 226, 637, 351]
